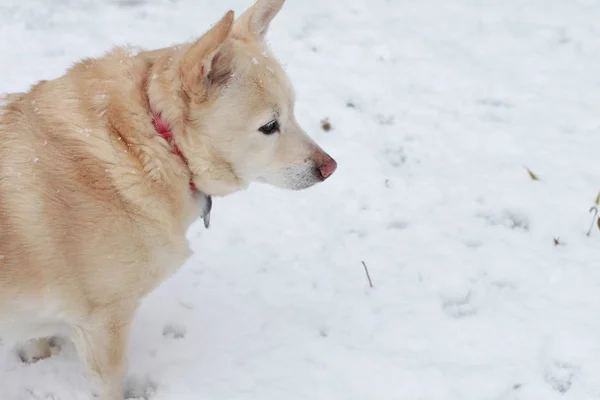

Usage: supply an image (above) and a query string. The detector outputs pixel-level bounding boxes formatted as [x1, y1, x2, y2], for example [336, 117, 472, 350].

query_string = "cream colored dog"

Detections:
[0, 0, 337, 398]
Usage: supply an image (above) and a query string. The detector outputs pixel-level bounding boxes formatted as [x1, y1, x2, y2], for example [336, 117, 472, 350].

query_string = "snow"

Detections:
[1, 0, 600, 399]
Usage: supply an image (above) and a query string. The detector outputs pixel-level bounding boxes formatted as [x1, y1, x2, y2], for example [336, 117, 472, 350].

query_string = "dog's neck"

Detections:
[150, 110, 212, 228]
[150, 112, 197, 192]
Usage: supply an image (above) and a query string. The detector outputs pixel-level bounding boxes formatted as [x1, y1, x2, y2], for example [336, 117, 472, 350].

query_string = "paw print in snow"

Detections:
[441, 290, 477, 318]
[375, 114, 395, 126]
[387, 220, 408, 230]
[125, 375, 157, 400]
[545, 360, 578, 394]
[384, 147, 406, 167]
[478, 209, 530, 231]
[162, 323, 186, 339]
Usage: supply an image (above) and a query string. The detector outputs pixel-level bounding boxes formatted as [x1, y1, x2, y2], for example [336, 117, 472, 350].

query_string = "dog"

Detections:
[0, 0, 337, 398]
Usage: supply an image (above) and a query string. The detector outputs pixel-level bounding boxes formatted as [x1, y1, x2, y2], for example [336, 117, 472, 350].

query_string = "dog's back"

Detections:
[0, 58, 194, 343]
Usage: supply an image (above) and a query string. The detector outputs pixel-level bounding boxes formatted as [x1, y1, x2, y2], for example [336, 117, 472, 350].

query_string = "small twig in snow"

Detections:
[524, 165, 540, 181]
[361, 261, 374, 288]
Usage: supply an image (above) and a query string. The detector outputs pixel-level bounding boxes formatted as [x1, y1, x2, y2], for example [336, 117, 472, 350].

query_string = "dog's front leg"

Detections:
[71, 305, 135, 400]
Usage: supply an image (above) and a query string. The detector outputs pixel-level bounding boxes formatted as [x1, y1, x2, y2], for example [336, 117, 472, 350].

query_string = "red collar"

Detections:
[152, 112, 197, 191]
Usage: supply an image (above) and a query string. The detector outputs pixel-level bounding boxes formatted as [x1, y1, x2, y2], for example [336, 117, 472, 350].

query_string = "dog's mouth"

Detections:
[252, 153, 337, 191]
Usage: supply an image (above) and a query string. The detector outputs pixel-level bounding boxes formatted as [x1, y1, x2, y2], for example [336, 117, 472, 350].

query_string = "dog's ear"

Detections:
[233, 0, 285, 41]
[181, 10, 234, 98]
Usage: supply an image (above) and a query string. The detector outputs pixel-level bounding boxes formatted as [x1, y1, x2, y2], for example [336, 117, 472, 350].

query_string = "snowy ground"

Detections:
[2, 0, 600, 399]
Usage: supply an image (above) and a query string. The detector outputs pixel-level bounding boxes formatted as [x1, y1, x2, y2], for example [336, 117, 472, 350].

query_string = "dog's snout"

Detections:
[318, 155, 337, 180]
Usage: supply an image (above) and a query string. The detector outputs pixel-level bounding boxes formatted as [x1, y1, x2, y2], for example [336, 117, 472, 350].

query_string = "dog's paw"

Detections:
[18, 338, 56, 363]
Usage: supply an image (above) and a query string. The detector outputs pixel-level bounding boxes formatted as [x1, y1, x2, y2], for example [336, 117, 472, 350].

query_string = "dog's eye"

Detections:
[259, 120, 280, 135]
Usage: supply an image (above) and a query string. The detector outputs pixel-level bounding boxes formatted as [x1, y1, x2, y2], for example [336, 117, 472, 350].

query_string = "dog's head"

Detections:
[149, 0, 336, 196]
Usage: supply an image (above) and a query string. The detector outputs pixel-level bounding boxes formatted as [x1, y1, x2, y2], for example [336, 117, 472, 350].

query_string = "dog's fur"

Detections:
[0, 1, 336, 398]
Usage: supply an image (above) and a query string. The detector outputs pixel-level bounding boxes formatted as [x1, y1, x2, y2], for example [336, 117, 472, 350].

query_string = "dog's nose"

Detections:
[319, 156, 337, 180]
